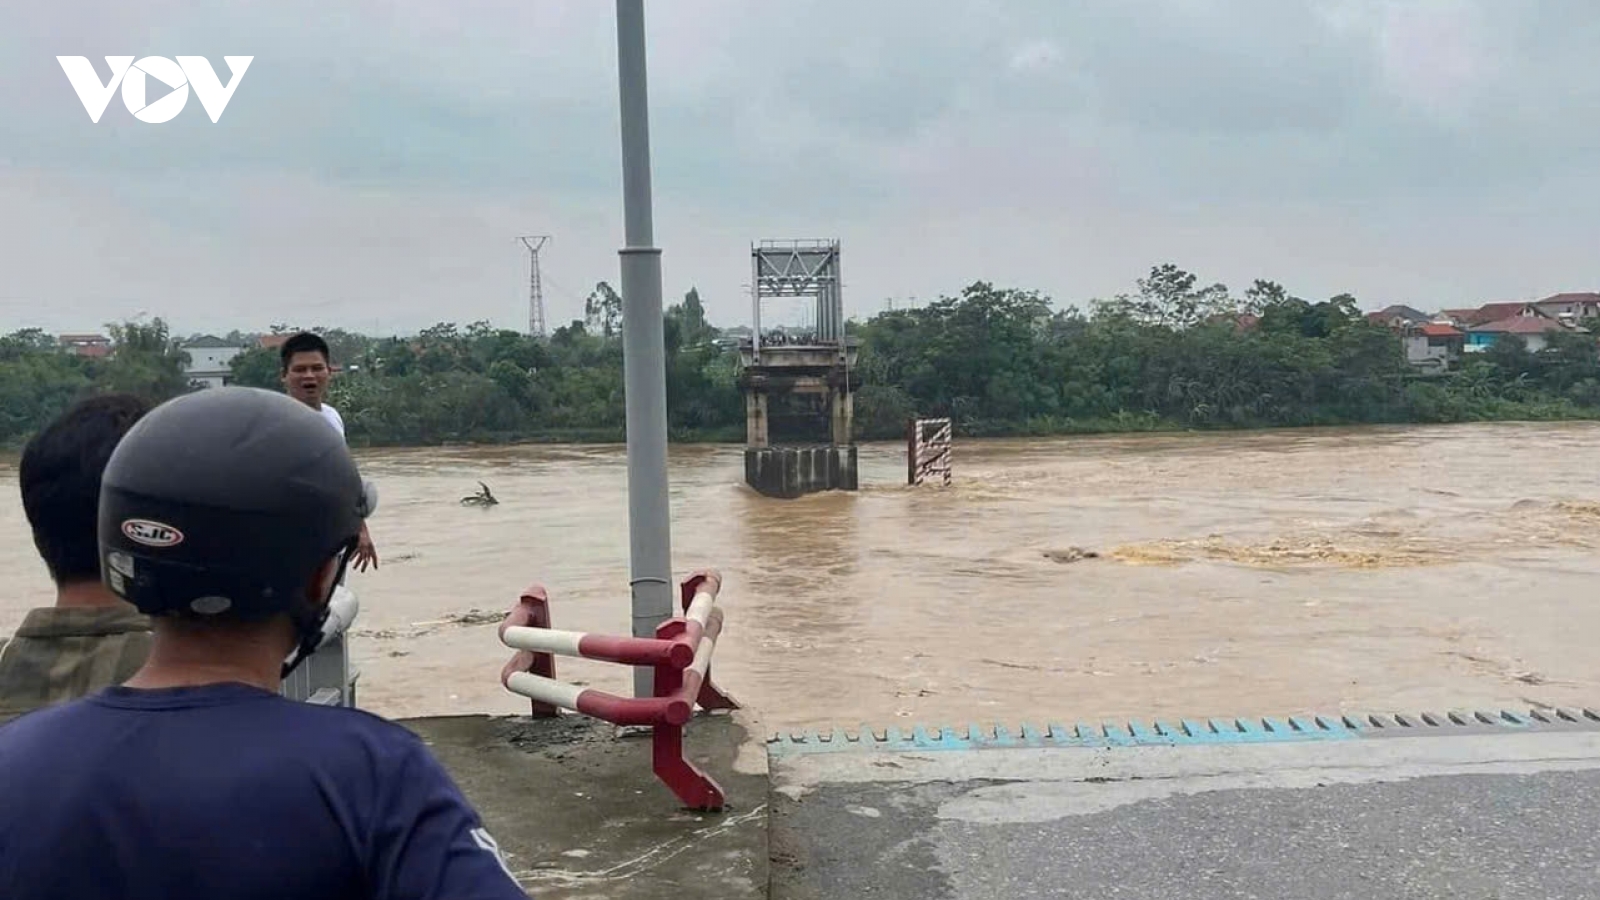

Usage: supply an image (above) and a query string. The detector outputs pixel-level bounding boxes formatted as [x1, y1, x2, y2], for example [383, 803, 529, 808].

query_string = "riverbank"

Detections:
[331, 403, 1600, 450]
[9, 402, 1593, 454]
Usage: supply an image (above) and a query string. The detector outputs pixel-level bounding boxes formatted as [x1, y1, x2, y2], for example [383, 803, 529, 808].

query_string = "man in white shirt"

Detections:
[278, 332, 378, 571]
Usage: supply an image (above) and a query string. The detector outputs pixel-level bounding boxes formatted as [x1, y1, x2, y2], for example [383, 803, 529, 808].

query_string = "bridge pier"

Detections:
[739, 239, 860, 499]
[739, 352, 860, 498]
[743, 444, 859, 499]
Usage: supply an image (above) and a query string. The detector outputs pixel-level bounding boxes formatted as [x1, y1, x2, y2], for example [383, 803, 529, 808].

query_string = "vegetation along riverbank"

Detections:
[6, 265, 1600, 450]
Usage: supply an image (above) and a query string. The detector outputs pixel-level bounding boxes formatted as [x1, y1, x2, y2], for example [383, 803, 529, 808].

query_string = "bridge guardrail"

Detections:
[497, 569, 739, 811]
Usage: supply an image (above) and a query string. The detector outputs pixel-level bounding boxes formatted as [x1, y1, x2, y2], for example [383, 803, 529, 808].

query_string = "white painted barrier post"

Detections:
[907, 417, 953, 486]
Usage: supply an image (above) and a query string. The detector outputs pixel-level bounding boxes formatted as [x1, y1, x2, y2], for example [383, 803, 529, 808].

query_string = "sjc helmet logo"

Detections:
[122, 519, 185, 548]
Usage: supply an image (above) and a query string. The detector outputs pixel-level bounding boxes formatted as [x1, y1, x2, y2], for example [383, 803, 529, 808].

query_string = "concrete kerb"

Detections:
[764, 706, 1600, 899]
[399, 707, 770, 900]
[765, 706, 1600, 757]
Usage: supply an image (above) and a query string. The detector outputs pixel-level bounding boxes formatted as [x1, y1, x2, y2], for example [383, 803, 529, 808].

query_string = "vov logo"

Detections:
[57, 56, 253, 124]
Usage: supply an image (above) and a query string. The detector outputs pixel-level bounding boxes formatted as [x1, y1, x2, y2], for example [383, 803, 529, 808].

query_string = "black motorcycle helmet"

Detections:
[97, 386, 366, 673]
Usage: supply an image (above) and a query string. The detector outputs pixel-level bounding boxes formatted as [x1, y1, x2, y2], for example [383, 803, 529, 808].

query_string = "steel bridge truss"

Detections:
[749, 239, 844, 360]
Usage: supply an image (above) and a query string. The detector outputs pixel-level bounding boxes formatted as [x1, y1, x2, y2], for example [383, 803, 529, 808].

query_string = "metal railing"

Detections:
[281, 583, 360, 707]
[282, 479, 378, 708]
[498, 570, 739, 811]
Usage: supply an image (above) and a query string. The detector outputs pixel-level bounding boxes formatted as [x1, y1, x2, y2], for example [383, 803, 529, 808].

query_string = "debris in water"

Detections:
[1106, 534, 1446, 569]
[353, 607, 505, 639]
[461, 481, 499, 507]
[1043, 547, 1099, 564]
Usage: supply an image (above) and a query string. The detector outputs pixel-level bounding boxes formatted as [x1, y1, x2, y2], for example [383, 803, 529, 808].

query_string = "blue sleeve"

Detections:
[367, 735, 530, 900]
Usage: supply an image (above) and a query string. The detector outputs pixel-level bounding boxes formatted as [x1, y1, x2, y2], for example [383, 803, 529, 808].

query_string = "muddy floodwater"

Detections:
[4, 422, 1599, 732]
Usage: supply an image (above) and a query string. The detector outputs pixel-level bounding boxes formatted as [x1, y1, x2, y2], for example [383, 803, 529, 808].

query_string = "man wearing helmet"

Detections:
[0, 387, 527, 900]
[279, 330, 379, 572]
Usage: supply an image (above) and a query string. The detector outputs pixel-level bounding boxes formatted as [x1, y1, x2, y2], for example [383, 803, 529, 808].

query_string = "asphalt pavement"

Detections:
[769, 721, 1600, 899]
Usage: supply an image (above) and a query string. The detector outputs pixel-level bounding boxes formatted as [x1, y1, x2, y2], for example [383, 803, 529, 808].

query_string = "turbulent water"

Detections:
[4, 422, 1599, 732]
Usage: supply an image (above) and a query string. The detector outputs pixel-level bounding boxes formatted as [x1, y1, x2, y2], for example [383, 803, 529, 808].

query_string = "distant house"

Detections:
[58, 332, 111, 359]
[1365, 305, 1431, 329]
[182, 335, 246, 389]
[1465, 308, 1585, 353]
[1434, 309, 1477, 328]
[257, 332, 345, 372]
[1446, 302, 1542, 329]
[1532, 292, 1600, 324]
[1401, 322, 1464, 370]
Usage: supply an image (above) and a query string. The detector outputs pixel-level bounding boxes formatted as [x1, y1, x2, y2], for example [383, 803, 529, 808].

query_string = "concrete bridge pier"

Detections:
[739, 238, 860, 499]
[738, 342, 860, 499]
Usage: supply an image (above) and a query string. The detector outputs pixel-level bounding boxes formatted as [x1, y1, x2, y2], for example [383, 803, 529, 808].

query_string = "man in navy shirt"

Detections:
[0, 387, 529, 900]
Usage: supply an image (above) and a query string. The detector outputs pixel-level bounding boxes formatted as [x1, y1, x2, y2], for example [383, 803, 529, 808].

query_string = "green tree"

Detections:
[101, 319, 191, 402]
[229, 347, 281, 389]
[583, 282, 623, 338]
[4, 263, 1599, 451]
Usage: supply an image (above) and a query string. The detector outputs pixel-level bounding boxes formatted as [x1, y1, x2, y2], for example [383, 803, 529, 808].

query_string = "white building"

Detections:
[182, 335, 246, 389]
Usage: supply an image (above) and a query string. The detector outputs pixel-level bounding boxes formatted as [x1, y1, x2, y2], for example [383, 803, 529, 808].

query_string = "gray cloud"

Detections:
[1, 0, 1597, 335]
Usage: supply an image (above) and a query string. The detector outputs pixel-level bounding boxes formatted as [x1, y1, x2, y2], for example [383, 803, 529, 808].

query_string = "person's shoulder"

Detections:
[285, 701, 417, 742]
[302, 704, 437, 759]
[0, 692, 99, 737]
[316, 403, 346, 434]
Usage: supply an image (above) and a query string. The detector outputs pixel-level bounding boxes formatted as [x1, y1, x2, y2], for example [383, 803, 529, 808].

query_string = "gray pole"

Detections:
[614, 0, 673, 699]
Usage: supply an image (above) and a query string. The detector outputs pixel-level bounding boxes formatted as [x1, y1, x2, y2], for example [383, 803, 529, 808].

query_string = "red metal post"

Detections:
[498, 585, 559, 718]
[574, 689, 692, 727]
[651, 618, 726, 812]
[679, 568, 722, 606]
[679, 570, 739, 712]
[575, 633, 694, 668]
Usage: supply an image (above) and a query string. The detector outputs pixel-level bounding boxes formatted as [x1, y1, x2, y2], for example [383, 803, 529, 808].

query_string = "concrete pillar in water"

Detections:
[830, 387, 853, 446]
[735, 307, 859, 498]
[743, 444, 858, 499]
[745, 391, 769, 448]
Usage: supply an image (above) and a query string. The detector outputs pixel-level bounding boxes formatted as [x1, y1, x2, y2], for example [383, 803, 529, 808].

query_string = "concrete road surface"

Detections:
[770, 727, 1600, 899]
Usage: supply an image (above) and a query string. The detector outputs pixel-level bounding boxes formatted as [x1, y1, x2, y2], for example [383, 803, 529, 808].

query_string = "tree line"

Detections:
[4, 265, 1599, 449]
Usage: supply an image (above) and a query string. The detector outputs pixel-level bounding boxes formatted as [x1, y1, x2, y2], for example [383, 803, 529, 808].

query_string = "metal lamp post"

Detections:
[614, 0, 673, 698]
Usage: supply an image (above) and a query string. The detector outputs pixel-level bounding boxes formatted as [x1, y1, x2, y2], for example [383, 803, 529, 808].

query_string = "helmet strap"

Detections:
[280, 541, 357, 680]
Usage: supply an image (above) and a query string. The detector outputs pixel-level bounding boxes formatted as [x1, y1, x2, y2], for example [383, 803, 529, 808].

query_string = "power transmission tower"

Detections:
[518, 235, 551, 338]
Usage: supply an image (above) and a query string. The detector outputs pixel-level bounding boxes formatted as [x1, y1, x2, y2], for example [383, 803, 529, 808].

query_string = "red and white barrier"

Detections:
[497, 570, 739, 811]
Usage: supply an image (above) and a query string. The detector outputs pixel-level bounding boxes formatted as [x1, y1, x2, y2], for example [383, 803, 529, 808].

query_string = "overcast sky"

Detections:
[2, 0, 1596, 337]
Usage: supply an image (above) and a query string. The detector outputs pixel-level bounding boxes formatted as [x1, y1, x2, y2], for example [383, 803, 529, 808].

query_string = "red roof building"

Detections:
[1465, 308, 1587, 353]
[58, 333, 111, 358]
[1470, 315, 1574, 336]
[1533, 292, 1600, 322]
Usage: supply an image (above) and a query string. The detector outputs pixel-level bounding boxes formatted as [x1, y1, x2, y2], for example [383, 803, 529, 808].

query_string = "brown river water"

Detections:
[3, 422, 1599, 732]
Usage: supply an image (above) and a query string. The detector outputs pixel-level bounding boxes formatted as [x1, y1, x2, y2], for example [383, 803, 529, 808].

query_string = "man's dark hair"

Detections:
[279, 332, 330, 372]
[19, 393, 153, 585]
